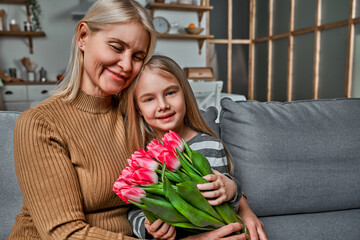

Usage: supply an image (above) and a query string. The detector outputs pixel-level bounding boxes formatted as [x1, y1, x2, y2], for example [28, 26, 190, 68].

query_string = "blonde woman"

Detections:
[122, 55, 268, 240]
[8, 0, 156, 239]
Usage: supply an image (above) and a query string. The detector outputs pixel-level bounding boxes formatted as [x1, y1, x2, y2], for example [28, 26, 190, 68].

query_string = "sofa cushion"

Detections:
[0, 111, 22, 239]
[220, 98, 360, 217]
[200, 106, 220, 136]
[259, 209, 360, 240]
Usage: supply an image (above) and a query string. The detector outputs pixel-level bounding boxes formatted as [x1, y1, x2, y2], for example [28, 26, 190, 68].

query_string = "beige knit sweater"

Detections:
[8, 91, 140, 239]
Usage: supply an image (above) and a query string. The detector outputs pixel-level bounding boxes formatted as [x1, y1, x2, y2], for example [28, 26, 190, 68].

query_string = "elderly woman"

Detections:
[8, 0, 265, 239]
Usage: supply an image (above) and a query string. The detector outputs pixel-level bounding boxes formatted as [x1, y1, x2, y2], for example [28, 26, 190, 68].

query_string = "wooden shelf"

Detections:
[0, 0, 26, 4]
[0, 31, 46, 54]
[146, 3, 213, 25]
[158, 33, 214, 39]
[148, 3, 214, 54]
[158, 33, 214, 54]
[146, 3, 213, 11]
[0, 31, 45, 37]
[4, 81, 57, 86]
[0, 0, 46, 54]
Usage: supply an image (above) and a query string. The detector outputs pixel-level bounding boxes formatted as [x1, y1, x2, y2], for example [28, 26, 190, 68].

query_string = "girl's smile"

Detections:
[156, 112, 175, 122]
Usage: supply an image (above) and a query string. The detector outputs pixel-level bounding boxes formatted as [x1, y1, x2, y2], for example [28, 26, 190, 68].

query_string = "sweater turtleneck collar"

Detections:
[71, 90, 116, 114]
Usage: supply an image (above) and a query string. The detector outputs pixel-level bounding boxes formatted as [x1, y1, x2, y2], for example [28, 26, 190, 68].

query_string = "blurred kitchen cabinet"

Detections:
[1, 82, 56, 111]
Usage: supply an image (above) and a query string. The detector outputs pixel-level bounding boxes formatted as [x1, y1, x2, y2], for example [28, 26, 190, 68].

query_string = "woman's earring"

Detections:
[80, 44, 83, 47]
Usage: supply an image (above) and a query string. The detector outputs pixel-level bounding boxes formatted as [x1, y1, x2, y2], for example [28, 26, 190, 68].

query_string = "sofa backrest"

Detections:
[0, 111, 22, 239]
[219, 98, 360, 217]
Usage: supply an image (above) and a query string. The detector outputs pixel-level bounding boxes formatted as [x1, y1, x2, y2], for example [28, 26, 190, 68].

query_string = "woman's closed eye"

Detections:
[132, 53, 145, 62]
[110, 44, 124, 53]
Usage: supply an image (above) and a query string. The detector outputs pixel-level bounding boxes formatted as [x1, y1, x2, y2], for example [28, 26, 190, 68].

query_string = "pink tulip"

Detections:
[113, 179, 146, 203]
[147, 139, 181, 172]
[128, 149, 159, 171]
[162, 130, 184, 152]
[146, 139, 164, 160]
[121, 166, 158, 185]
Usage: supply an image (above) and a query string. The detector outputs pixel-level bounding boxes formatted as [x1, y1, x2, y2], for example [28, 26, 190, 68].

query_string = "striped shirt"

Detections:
[128, 132, 242, 239]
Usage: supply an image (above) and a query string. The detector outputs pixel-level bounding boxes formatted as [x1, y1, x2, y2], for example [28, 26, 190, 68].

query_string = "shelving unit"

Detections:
[0, 0, 46, 54]
[146, 2, 214, 54]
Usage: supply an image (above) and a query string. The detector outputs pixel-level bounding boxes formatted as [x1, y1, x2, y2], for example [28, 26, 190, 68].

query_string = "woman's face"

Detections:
[78, 22, 150, 97]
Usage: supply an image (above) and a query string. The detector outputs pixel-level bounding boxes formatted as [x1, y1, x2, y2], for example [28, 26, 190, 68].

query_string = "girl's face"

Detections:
[78, 22, 150, 97]
[135, 67, 187, 138]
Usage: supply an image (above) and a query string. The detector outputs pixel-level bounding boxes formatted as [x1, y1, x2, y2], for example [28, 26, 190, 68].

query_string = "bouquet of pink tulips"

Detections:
[113, 131, 248, 234]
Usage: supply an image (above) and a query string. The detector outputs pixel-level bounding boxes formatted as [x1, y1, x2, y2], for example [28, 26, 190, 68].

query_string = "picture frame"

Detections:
[183, 67, 215, 81]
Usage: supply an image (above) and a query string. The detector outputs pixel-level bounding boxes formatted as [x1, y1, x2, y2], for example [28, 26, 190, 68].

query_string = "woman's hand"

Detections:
[144, 218, 176, 240]
[181, 222, 249, 240]
[238, 197, 268, 240]
[197, 169, 237, 205]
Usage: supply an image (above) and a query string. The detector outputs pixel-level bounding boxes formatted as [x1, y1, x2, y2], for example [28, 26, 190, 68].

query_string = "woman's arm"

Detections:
[14, 110, 138, 240]
[237, 196, 268, 240]
[181, 223, 249, 240]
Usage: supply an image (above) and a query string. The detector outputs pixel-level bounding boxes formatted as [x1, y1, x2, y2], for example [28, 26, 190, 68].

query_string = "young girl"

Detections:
[121, 55, 245, 240]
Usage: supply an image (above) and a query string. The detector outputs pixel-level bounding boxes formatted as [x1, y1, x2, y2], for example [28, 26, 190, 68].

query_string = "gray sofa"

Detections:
[1, 98, 360, 239]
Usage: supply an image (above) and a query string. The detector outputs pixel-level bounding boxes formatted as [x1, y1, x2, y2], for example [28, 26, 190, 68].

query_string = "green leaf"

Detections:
[182, 139, 193, 159]
[141, 197, 189, 223]
[177, 182, 222, 222]
[142, 209, 158, 223]
[176, 169, 191, 182]
[175, 149, 202, 177]
[163, 177, 225, 228]
[141, 187, 165, 196]
[156, 169, 182, 183]
[187, 170, 208, 184]
[190, 151, 213, 176]
[139, 183, 163, 189]
[214, 202, 239, 224]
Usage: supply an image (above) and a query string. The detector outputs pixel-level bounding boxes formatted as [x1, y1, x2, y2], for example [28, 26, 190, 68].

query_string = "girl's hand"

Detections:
[144, 218, 176, 240]
[181, 222, 249, 240]
[197, 169, 237, 205]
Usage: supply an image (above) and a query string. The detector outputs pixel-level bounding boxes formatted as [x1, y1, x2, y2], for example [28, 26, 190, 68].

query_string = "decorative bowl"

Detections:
[185, 27, 204, 35]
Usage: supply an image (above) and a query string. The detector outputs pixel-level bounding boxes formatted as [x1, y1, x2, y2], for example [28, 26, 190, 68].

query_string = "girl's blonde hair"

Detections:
[53, 0, 156, 101]
[121, 55, 234, 174]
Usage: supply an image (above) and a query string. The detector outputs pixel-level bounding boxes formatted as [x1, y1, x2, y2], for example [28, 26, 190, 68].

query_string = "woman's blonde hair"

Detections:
[121, 55, 234, 174]
[53, 0, 156, 101]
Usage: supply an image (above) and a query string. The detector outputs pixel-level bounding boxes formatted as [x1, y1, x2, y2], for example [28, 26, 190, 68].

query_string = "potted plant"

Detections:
[26, 0, 42, 31]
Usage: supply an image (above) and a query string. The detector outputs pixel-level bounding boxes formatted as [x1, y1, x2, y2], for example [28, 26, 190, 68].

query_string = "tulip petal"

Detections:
[163, 177, 225, 228]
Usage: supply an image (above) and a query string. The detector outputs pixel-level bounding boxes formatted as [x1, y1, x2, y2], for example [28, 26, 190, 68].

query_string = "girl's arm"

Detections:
[198, 169, 239, 206]
[128, 206, 147, 238]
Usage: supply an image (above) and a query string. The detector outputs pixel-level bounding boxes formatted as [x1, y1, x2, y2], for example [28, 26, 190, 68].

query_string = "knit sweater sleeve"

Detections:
[13, 109, 140, 240]
[128, 206, 147, 239]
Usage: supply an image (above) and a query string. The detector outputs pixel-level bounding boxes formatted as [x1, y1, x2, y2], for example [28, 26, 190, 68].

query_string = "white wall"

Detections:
[0, 0, 206, 81]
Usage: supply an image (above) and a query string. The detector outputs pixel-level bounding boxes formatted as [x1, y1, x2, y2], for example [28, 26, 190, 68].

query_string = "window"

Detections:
[208, 0, 360, 101]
